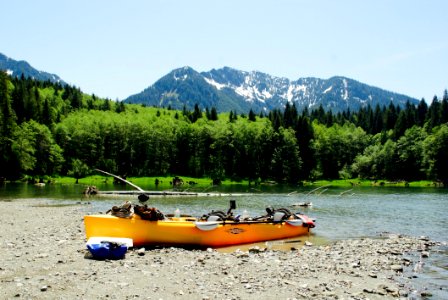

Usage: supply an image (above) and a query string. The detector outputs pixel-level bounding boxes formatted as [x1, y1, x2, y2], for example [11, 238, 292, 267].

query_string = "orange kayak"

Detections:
[84, 214, 314, 248]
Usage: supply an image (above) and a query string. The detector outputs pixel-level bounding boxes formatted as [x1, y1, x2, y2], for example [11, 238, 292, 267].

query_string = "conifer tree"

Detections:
[113, 101, 124, 113]
[248, 109, 256, 121]
[416, 99, 428, 127]
[11, 80, 27, 124]
[229, 110, 234, 122]
[210, 107, 218, 121]
[101, 99, 111, 111]
[385, 102, 398, 130]
[190, 103, 202, 123]
[427, 96, 441, 130]
[283, 102, 297, 128]
[41, 97, 53, 126]
[0, 71, 18, 178]
[440, 90, 448, 124]
[371, 104, 384, 134]
[0, 72, 16, 136]
[295, 115, 315, 179]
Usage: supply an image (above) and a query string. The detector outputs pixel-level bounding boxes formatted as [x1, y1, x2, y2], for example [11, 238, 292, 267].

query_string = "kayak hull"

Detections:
[84, 215, 312, 248]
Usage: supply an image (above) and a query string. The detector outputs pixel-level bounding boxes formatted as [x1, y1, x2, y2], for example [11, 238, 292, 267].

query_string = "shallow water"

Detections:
[1, 182, 447, 297]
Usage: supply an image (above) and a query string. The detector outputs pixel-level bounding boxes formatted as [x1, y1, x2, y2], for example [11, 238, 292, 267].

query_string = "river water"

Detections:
[1, 182, 447, 297]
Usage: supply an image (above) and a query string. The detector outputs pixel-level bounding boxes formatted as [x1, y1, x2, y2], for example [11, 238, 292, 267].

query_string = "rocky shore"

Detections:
[0, 199, 436, 299]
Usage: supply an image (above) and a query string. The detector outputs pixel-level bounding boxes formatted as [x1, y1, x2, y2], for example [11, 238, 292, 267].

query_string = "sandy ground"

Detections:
[0, 199, 435, 299]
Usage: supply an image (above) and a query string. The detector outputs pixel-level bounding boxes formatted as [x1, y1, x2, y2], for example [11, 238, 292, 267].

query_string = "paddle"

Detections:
[95, 169, 149, 202]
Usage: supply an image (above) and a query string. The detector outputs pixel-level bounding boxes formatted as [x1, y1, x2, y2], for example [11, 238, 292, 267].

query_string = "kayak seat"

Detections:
[201, 210, 229, 221]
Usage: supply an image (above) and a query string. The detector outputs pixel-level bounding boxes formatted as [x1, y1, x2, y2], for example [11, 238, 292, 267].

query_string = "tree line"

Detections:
[1, 71, 447, 185]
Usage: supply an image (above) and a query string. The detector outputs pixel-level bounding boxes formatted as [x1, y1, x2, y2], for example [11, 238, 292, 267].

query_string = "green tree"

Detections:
[101, 99, 111, 111]
[416, 99, 428, 126]
[269, 109, 283, 131]
[423, 124, 448, 184]
[0, 71, 18, 178]
[190, 103, 202, 123]
[115, 101, 126, 113]
[41, 97, 54, 126]
[248, 109, 256, 121]
[70, 88, 83, 110]
[228, 111, 235, 123]
[427, 96, 441, 130]
[395, 126, 427, 180]
[283, 102, 298, 128]
[312, 123, 368, 179]
[294, 116, 315, 179]
[384, 102, 398, 130]
[0, 72, 16, 135]
[11, 79, 27, 124]
[441, 90, 448, 124]
[351, 138, 399, 180]
[371, 104, 384, 134]
[210, 107, 218, 121]
[11, 122, 38, 173]
[69, 159, 90, 183]
[270, 127, 302, 183]
[11, 121, 63, 177]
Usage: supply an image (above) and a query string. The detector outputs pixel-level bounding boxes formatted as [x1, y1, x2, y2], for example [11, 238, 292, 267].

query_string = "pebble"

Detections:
[248, 246, 262, 253]
[391, 265, 403, 272]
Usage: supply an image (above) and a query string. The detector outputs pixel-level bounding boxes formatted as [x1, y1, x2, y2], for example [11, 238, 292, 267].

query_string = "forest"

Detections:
[0, 71, 447, 185]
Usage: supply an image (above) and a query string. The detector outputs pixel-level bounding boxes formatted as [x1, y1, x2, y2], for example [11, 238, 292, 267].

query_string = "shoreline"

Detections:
[0, 199, 438, 299]
[3, 176, 444, 190]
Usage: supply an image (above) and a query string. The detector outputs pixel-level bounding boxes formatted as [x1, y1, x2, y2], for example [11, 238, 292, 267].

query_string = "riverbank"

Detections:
[0, 199, 439, 299]
[22, 174, 443, 191]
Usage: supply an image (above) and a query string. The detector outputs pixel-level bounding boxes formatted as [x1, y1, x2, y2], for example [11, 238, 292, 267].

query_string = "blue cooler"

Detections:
[86, 237, 133, 260]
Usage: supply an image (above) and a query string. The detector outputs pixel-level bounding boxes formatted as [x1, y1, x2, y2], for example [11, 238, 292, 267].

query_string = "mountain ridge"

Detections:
[0, 52, 419, 113]
[125, 66, 419, 113]
[0, 52, 65, 84]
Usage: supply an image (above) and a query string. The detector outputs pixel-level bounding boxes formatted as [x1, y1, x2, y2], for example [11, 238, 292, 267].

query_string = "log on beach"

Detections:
[96, 190, 200, 196]
[94, 190, 249, 197]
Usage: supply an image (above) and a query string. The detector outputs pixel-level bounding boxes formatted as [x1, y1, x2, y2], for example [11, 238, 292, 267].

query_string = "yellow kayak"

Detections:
[84, 214, 315, 248]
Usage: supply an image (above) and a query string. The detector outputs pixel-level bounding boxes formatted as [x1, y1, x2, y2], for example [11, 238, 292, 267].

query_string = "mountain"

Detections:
[125, 66, 419, 113]
[0, 52, 65, 84]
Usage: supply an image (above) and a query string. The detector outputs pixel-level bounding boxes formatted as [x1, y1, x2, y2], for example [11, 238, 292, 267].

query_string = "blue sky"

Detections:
[1, 0, 447, 101]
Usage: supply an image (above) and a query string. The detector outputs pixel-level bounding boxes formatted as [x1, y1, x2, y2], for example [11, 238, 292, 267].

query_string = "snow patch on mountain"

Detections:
[235, 85, 255, 100]
[342, 79, 349, 100]
[204, 77, 226, 90]
[283, 84, 306, 102]
[323, 86, 333, 94]
[174, 73, 188, 81]
[262, 89, 272, 99]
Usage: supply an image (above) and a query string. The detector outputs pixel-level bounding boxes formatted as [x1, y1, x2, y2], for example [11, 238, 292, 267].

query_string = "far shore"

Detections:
[5, 175, 444, 190]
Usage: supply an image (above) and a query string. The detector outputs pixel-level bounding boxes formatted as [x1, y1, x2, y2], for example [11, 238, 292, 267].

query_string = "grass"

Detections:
[52, 175, 249, 190]
[50, 175, 438, 189]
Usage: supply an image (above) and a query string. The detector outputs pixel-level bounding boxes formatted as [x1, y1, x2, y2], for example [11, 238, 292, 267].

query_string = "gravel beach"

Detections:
[0, 199, 436, 299]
